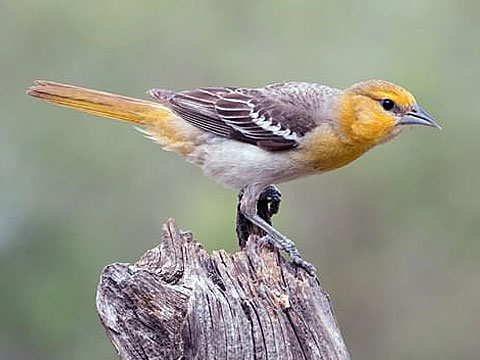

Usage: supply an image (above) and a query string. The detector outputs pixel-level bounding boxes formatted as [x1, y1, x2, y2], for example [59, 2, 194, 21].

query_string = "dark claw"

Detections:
[260, 236, 317, 276]
[258, 185, 282, 221]
[291, 257, 317, 276]
[236, 185, 282, 248]
[257, 234, 275, 249]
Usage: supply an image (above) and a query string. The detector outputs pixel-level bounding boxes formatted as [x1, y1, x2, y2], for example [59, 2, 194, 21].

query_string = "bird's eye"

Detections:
[380, 99, 395, 111]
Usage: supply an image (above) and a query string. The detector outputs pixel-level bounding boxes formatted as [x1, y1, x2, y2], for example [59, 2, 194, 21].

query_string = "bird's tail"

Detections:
[27, 80, 196, 155]
[27, 80, 174, 126]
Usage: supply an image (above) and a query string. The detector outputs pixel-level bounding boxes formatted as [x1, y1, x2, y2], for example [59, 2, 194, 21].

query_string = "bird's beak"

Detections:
[398, 105, 441, 129]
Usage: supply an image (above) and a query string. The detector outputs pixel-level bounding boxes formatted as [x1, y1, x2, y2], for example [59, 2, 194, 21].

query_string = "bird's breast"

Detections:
[295, 125, 372, 172]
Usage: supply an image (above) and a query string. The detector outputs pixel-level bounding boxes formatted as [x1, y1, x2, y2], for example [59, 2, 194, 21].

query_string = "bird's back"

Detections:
[149, 82, 341, 151]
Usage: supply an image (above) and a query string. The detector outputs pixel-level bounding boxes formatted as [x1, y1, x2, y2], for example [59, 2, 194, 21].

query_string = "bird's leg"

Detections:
[236, 189, 250, 248]
[236, 185, 317, 276]
[236, 185, 282, 248]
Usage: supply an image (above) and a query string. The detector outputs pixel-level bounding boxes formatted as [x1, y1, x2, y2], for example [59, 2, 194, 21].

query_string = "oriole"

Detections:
[27, 80, 440, 274]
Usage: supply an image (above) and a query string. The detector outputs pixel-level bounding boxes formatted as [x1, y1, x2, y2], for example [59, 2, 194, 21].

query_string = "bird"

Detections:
[27, 79, 440, 275]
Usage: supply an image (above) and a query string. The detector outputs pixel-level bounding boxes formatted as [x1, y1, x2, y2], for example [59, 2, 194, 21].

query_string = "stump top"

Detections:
[96, 219, 350, 360]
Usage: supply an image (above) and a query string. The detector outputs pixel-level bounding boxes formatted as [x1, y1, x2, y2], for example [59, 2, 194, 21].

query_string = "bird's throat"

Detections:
[296, 125, 373, 172]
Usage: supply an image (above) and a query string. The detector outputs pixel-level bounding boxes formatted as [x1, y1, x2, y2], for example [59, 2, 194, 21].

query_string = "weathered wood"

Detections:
[96, 219, 351, 360]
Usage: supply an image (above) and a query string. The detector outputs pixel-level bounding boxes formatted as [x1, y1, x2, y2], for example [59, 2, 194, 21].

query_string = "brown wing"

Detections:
[149, 83, 321, 151]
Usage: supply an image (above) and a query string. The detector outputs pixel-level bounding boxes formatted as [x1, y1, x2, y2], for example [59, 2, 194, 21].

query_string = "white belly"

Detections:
[186, 138, 309, 189]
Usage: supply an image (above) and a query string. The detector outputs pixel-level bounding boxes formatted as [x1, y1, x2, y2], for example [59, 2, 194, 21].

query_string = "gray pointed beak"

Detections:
[398, 105, 441, 129]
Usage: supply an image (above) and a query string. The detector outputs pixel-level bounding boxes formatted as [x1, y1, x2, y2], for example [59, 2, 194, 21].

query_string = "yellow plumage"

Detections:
[27, 81, 198, 155]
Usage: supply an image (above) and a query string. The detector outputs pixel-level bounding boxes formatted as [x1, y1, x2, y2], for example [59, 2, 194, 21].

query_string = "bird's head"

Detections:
[339, 80, 440, 145]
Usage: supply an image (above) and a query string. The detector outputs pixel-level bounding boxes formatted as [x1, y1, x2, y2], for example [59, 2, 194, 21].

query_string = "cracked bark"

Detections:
[96, 219, 351, 360]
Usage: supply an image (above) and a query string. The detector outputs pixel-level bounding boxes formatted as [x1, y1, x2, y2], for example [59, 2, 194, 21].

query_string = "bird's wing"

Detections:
[149, 83, 321, 151]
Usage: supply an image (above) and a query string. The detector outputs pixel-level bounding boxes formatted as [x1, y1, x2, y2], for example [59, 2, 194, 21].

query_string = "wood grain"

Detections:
[96, 219, 351, 360]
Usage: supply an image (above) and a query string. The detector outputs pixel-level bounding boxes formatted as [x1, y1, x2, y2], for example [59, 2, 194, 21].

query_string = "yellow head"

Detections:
[339, 80, 440, 145]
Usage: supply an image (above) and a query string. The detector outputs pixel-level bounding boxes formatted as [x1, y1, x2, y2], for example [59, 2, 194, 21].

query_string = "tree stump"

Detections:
[96, 219, 351, 360]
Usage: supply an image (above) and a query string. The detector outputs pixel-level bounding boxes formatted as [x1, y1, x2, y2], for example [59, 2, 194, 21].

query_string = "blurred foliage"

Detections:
[1, 0, 480, 359]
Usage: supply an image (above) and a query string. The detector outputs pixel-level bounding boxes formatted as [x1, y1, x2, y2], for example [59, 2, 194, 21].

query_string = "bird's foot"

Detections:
[258, 233, 317, 276]
[257, 234, 275, 249]
[236, 185, 316, 276]
[236, 185, 282, 248]
[257, 185, 282, 224]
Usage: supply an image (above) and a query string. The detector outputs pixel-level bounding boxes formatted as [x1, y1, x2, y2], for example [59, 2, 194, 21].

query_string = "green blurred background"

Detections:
[1, 0, 479, 359]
